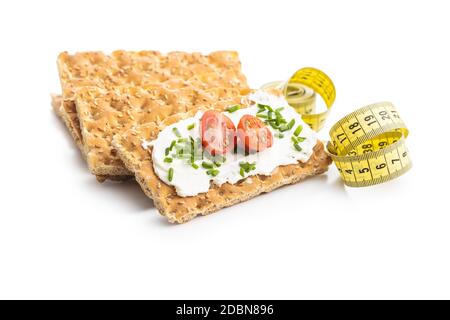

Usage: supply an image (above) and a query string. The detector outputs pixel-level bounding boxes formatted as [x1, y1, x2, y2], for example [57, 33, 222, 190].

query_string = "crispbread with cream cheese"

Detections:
[55, 50, 248, 180]
[112, 95, 332, 223]
[75, 85, 250, 178]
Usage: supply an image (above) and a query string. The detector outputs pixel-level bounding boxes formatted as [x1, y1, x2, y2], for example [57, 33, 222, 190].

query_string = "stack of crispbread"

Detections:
[54, 50, 249, 181]
[53, 50, 331, 223]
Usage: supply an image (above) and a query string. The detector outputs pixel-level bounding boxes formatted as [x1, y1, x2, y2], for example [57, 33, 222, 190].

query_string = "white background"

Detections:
[0, 0, 449, 300]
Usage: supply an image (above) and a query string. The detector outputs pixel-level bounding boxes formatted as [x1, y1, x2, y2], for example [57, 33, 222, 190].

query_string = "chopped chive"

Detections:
[274, 117, 281, 126]
[187, 123, 195, 130]
[178, 138, 188, 143]
[226, 104, 241, 113]
[256, 114, 268, 119]
[168, 168, 174, 181]
[294, 125, 303, 137]
[279, 124, 289, 132]
[257, 103, 268, 110]
[202, 161, 214, 169]
[297, 137, 307, 142]
[191, 137, 201, 160]
[240, 167, 245, 177]
[268, 111, 273, 119]
[165, 147, 170, 156]
[172, 127, 181, 138]
[275, 109, 283, 117]
[267, 121, 279, 129]
[257, 108, 266, 114]
[191, 163, 199, 169]
[294, 144, 302, 152]
[169, 140, 177, 151]
[275, 133, 284, 139]
[287, 119, 296, 130]
[206, 169, 220, 177]
[239, 161, 256, 173]
[275, 107, 284, 112]
[265, 105, 274, 112]
[214, 161, 222, 167]
[164, 157, 173, 163]
[189, 137, 195, 163]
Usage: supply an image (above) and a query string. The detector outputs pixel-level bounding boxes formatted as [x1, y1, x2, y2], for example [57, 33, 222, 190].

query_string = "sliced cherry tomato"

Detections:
[201, 110, 236, 156]
[237, 115, 273, 153]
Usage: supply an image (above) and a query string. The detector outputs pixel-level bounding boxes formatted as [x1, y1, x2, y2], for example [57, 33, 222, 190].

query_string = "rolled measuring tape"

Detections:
[262, 67, 411, 187]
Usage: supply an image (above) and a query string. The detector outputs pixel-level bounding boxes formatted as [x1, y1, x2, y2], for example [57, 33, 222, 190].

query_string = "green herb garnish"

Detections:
[172, 127, 181, 138]
[206, 169, 220, 177]
[202, 161, 214, 169]
[294, 144, 302, 152]
[257, 103, 268, 110]
[239, 161, 256, 173]
[187, 123, 195, 130]
[168, 168, 174, 181]
[191, 163, 199, 169]
[265, 105, 274, 112]
[279, 119, 295, 132]
[266, 120, 279, 130]
[292, 136, 306, 145]
[287, 119, 296, 130]
[227, 104, 241, 113]
[294, 125, 303, 137]
[189, 136, 196, 163]
[169, 140, 177, 151]
[164, 157, 173, 163]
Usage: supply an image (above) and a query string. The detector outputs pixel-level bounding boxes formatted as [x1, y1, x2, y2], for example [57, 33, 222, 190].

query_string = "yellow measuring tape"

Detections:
[262, 67, 411, 187]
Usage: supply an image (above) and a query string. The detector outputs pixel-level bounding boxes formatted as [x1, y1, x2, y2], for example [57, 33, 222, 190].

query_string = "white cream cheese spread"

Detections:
[142, 90, 318, 197]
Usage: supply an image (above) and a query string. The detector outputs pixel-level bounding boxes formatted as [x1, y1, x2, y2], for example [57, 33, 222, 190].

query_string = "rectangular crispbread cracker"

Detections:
[52, 94, 131, 181]
[55, 50, 248, 180]
[112, 93, 332, 223]
[75, 85, 250, 178]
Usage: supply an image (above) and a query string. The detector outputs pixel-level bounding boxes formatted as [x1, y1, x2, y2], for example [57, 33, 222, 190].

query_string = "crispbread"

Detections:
[55, 50, 248, 179]
[52, 94, 131, 182]
[75, 85, 250, 177]
[112, 100, 332, 223]
[52, 94, 85, 154]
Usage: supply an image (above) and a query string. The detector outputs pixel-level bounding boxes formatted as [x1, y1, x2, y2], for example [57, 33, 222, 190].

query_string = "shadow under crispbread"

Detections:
[54, 50, 249, 181]
[112, 95, 333, 224]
